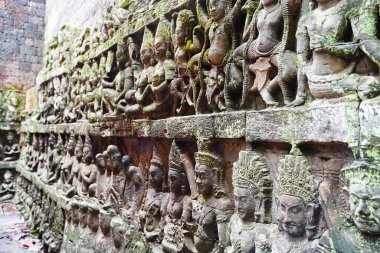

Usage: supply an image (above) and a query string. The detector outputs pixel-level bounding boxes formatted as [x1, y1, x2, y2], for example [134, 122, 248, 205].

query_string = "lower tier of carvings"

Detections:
[14, 129, 380, 253]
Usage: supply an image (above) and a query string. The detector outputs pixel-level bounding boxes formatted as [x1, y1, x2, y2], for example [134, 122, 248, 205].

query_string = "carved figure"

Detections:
[182, 139, 234, 253]
[272, 154, 322, 252]
[226, 151, 274, 253]
[124, 28, 155, 118]
[61, 134, 76, 185]
[196, 0, 243, 113]
[140, 146, 168, 247]
[104, 145, 127, 209]
[80, 136, 97, 197]
[291, 0, 380, 106]
[0, 170, 16, 202]
[228, 0, 300, 110]
[319, 161, 380, 252]
[162, 141, 191, 253]
[102, 44, 129, 116]
[123, 164, 145, 216]
[3, 131, 20, 161]
[170, 10, 201, 116]
[142, 17, 176, 119]
[116, 37, 142, 114]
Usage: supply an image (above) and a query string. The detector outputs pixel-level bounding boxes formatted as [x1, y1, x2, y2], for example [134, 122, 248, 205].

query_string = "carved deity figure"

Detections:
[142, 17, 176, 119]
[123, 164, 145, 216]
[116, 37, 142, 114]
[45, 134, 64, 185]
[225, 151, 274, 253]
[271, 154, 322, 252]
[26, 134, 39, 172]
[3, 131, 20, 161]
[318, 161, 380, 252]
[182, 140, 234, 253]
[162, 141, 191, 253]
[291, 0, 380, 106]
[102, 44, 130, 116]
[124, 28, 155, 118]
[95, 152, 109, 202]
[65, 136, 83, 197]
[61, 134, 76, 185]
[227, 0, 300, 110]
[170, 10, 201, 116]
[196, 0, 243, 113]
[0, 170, 16, 202]
[104, 145, 127, 208]
[140, 146, 168, 247]
[79, 136, 97, 197]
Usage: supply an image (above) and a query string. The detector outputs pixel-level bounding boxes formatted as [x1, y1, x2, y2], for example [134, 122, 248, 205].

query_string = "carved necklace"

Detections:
[262, 2, 281, 19]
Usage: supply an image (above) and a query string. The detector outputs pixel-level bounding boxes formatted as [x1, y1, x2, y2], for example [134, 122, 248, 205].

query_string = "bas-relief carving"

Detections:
[0, 170, 16, 202]
[15, 0, 380, 252]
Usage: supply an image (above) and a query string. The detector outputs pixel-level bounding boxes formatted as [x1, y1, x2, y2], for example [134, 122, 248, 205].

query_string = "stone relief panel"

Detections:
[12, 0, 380, 252]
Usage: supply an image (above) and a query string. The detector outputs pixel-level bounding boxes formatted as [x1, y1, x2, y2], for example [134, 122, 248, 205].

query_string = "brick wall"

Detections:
[0, 0, 46, 89]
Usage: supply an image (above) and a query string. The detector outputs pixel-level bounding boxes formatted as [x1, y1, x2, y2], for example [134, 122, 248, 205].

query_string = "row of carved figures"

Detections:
[19, 132, 380, 252]
[33, 0, 380, 123]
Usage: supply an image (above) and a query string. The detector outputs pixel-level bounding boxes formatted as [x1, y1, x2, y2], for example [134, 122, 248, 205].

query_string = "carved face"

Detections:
[234, 187, 258, 221]
[111, 155, 121, 171]
[75, 145, 83, 162]
[96, 154, 105, 167]
[195, 164, 214, 197]
[79, 207, 88, 228]
[71, 205, 80, 224]
[278, 195, 307, 237]
[140, 48, 153, 65]
[67, 140, 76, 154]
[168, 170, 183, 193]
[6, 132, 16, 144]
[149, 164, 163, 190]
[99, 212, 112, 236]
[347, 184, 380, 235]
[154, 38, 167, 60]
[210, 0, 227, 22]
[175, 22, 186, 46]
[83, 146, 93, 164]
[112, 224, 126, 249]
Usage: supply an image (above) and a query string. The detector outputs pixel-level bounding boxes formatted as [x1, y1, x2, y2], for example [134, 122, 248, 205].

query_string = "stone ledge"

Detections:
[20, 102, 377, 146]
[0, 122, 21, 131]
[246, 102, 360, 146]
[0, 161, 18, 170]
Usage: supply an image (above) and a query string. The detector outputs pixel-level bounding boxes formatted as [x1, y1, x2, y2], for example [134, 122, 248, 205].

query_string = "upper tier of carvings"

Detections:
[32, 0, 380, 124]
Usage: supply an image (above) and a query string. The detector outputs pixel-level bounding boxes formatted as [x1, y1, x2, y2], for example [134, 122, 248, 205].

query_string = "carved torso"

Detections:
[208, 21, 231, 67]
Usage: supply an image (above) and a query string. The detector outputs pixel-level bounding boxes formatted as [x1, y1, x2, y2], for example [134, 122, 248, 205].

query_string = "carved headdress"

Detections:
[195, 139, 226, 197]
[341, 161, 380, 188]
[141, 27, 154, 51]
[155, 17, 171, 43]
[169, 141, 183, 173]
[275, 155, 319, 204]
[233, 151, 272, 196]
[150, 145, 163, 168]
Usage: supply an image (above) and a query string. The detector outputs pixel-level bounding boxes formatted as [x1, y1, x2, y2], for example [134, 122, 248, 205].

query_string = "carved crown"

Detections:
[155, 17, 171, 42]
[150, 145, 163, 168]
[141, 27, 154, 50]
[233, 151, 271, 195]
[275, 155, 319, 204]
[341, 161, 380, 188]
[169, 141, 182, 173]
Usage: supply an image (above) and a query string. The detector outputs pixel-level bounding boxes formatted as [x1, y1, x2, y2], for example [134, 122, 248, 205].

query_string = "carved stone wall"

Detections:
[15, 0, 380, 252]
[0, 0, 45, 88]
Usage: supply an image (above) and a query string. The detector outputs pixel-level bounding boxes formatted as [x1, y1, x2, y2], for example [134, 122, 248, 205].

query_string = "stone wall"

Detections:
[0, 0, 45, 89]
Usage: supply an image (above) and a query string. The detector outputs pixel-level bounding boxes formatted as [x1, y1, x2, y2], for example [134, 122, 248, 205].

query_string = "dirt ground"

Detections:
[0, 204, 43, 253]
